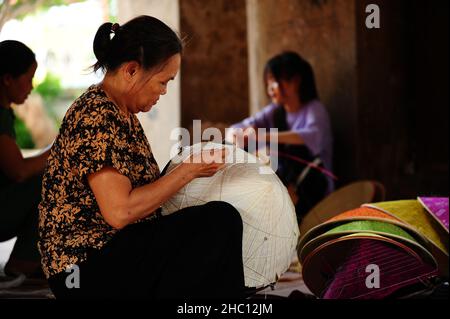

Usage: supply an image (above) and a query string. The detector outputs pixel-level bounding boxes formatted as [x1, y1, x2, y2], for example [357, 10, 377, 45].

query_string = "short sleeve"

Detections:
[231, 104, 277, 129]
[69, 103, 132, 181]
[292, 105, 328, 156]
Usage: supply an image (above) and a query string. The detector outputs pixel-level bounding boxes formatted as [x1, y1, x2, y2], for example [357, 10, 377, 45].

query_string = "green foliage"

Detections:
[108, 0, 117, 22]
[35, 73, 62, 102]
[35, 0, 84, 12]
[10, 0, 86, 20]
[14, 116, 35, 149]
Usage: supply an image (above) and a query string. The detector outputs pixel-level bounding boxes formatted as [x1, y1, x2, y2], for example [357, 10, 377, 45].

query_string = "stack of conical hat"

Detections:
[364, 199, 448, 275]
[298, 198, 449, 299]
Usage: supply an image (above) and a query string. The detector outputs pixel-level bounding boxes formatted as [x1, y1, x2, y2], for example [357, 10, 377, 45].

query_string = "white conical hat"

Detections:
[162, 142, 300, 288]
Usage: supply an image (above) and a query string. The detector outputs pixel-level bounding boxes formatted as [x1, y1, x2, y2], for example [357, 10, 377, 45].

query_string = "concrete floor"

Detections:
[0, 238, 52, 299]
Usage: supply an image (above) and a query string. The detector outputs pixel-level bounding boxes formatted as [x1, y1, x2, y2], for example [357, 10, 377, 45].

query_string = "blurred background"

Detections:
[0, 0, 448, 200]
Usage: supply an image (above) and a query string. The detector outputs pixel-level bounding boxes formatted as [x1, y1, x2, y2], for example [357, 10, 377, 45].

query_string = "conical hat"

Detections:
[417, 197, 449, 233]
[363, 200, 448, 277]
[297, 207, 432, 258]
[299, 181, 384, 238]
[162, 142, 300, 288]
[298, 220, 436, 267]
[302, 234, 438, 298]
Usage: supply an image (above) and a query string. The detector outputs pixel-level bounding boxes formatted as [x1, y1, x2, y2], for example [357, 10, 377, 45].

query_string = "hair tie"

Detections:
[111, 23, 121, 34]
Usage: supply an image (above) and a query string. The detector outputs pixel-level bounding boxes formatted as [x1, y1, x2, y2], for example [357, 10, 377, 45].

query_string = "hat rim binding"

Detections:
[298, 217, 427, 254]
[301, 233, 439, 297]
[298, 222, 437, 267]
[297, 209, 433, 260]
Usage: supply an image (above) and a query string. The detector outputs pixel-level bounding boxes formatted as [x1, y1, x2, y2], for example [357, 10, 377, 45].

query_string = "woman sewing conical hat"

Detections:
[162, 142, 300, 288]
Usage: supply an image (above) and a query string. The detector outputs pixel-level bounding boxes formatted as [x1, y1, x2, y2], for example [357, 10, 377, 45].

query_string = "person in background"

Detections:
[38, 16, 245, 299]
[0, 40, 51, 278]
[228, 51, 334, 223]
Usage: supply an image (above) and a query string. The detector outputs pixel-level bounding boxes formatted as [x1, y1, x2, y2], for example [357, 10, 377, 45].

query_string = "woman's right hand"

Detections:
[181, 147, 228, 179]
[88, 147, 227, 230]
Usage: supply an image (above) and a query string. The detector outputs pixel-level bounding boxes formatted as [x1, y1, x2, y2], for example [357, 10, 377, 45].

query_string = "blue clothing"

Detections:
[232, 100, 334, 193]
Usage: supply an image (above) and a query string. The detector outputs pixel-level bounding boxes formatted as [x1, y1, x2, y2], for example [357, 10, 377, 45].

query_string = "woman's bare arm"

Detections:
[265, 131, 305, 145]
[88, 149, 226, 230]
[0, 135, 51, 182]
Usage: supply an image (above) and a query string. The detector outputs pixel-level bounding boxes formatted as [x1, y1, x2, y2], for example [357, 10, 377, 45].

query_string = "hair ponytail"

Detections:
[92, 16, 183, 74]
[93, 22, 114, 72]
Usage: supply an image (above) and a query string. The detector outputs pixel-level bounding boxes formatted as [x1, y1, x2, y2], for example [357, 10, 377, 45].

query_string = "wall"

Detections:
[118, 0, 181, 168]
[179, 0, 249, 133]
[356, 0, 449, 198]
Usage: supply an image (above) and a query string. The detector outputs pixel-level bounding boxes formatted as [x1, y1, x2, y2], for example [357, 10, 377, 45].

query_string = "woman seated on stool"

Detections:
[38, 16, 245, 299]
[0, 40, 51, 278]
[227, 51, 334, 223]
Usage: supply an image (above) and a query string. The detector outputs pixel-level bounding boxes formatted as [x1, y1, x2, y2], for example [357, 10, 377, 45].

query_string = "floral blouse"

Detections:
[38, 84, 161, 279]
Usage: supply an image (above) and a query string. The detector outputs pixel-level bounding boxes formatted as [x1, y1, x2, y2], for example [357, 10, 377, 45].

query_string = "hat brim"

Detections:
[297, 207, 432, 262]
[302, 233, 438, 298]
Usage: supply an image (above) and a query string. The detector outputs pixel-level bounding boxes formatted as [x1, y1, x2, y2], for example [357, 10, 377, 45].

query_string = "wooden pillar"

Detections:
[179, 0, 249, 132]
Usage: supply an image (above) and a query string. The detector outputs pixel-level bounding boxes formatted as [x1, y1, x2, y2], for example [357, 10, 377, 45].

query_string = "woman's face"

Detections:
[127, 54, 181, 114]
[5, 61, 37, 105]
[266, 73, 299, 106]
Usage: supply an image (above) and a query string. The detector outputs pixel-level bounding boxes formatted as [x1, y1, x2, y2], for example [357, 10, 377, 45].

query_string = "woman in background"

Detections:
[0, 40, 50, 278]
[228, 51, 334, 222]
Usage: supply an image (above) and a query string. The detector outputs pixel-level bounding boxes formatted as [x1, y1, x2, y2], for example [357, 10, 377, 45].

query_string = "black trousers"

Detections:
[0, 173, 42, 262]
[48, 201, 245, 299]
[276, 145, 328, 223]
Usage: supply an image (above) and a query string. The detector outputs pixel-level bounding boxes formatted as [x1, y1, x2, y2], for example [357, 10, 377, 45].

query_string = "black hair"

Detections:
[264, 51, 319, 105]
[264, 51, 319, 132]
[0, 40, 36, 77]
[92, 15, 183, 73]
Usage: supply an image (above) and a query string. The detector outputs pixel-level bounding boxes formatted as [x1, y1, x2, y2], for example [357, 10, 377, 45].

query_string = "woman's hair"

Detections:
[0, 40, 36, 77]
[263, 51, 319, 104]
[264, 51, 319, 132]
[93, 15, 183, 73]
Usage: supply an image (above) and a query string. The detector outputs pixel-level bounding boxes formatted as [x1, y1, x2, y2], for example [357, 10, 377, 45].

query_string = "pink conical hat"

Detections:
[418, 197, 449, 233]
[322, 237, 437, 299]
